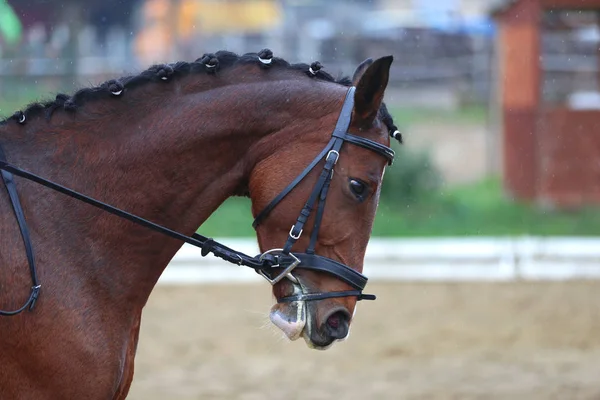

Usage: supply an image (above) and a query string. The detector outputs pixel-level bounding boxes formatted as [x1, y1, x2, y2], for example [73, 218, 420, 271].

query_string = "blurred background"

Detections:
[2, 0, 600, 399]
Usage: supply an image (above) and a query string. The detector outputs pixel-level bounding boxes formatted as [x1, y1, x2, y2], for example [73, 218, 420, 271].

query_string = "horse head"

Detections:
[248, 56, 398, 349]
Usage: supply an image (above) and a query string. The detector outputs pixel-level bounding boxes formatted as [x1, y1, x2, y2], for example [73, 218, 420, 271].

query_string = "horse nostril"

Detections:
[325, 310, 350, 340]
[327, 314, 340, 329]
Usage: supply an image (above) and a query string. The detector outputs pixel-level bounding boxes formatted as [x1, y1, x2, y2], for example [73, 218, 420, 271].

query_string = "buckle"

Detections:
[289, 225, 303, 240]
[326, 150, 339, 164]
[258, 249, 301, 285]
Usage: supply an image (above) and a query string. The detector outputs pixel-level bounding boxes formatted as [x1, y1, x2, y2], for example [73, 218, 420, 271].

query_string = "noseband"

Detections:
[0, 86, 394, 316]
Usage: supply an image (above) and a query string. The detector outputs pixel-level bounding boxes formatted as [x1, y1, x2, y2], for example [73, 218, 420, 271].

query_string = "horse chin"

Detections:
[301, 330, 337, 351]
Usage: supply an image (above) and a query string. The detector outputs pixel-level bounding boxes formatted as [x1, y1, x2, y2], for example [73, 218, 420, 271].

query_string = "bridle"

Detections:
[0, 86, 395, 316]
[251, 87, 394, 302]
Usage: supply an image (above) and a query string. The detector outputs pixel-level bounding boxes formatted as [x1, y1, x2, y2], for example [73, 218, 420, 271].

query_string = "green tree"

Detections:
[0, 0, 22, 45]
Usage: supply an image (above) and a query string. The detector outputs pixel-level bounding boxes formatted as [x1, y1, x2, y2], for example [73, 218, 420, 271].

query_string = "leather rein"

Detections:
[0, 86, 395, 316]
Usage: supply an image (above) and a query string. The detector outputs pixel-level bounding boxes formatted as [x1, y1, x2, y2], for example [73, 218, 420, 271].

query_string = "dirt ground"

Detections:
[128, 282, 600, 400]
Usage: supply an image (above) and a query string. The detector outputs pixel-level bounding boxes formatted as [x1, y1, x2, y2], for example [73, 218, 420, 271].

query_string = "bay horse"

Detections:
[0, 49, 401, 399]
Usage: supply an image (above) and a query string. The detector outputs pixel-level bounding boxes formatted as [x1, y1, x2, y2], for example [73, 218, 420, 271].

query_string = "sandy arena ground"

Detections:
[128, 281, 600, 400]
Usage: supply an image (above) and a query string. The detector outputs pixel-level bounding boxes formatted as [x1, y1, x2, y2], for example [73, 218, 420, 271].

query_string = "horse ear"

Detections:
[352, 58, 373, 86]
[352, 55, 393, 127]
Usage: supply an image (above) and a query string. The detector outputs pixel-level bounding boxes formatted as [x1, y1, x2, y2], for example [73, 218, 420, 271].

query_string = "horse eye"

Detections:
[349, 179, 367, 197]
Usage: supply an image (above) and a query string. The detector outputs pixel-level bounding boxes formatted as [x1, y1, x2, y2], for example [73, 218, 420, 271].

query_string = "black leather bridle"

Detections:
[251, 87, 394, 302]
[0, 86, 395, 316]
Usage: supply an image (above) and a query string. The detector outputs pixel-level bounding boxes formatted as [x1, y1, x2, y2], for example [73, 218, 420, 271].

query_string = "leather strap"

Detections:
[282, 144, 340, 254]
[278, 290, 376, 303]
[0, 146, 42, 316]
[252, 86, 357, 229]
[306, 164, 332, 254]
[342, 133, 395, 165]
[252, 137, 337, 229]
[276, 253, 369, 290]
[0, 161, 275, 272]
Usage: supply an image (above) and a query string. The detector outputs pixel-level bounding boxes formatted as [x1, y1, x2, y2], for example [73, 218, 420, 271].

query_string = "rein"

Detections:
[0, 86, 395, 316]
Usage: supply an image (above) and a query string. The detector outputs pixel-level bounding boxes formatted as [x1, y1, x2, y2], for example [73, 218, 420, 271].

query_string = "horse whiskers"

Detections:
[259, 319, 290, 343]
[241, 308, 269, 316]
[257, 316, 273, 330]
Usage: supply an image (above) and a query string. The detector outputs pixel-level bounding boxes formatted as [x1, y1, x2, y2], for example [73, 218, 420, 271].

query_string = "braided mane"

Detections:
[1, 49, 400, 142]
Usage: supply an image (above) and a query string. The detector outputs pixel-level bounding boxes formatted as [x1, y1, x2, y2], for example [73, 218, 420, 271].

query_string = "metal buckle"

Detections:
[326, 150, 339, 164]
[234, 253, 243, 265]
[289, 225, 303, 240]
[258, 249, 301, 285]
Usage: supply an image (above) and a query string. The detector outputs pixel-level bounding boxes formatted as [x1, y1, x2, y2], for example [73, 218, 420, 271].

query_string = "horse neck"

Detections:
[0, 76, 342, 305]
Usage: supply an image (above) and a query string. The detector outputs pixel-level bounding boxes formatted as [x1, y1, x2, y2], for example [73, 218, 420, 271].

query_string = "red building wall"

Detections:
[536, 109, 600, 207]
[496, 0, 541, 201]
[495, 0, 600, 208]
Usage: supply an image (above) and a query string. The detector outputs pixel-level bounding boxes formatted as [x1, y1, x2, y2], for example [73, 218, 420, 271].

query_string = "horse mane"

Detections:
[0, 49, 399, 138]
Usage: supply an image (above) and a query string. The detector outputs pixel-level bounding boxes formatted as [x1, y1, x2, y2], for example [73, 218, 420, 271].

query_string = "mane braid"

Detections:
[0, 49, 397, 138]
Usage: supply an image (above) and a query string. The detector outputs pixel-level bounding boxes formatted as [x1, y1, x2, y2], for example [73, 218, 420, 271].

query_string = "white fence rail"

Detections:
[158, 237, 600, 284]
